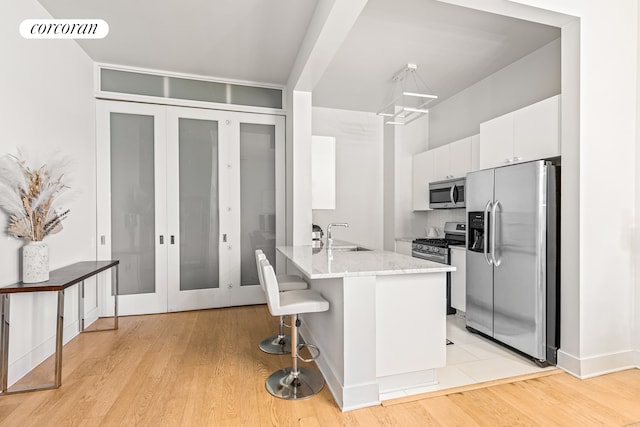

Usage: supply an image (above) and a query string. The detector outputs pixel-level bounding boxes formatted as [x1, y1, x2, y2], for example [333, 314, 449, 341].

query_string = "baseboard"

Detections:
[558, 348, 637, 379]
[8, 320, 80, 386]
[83, 306, 100, 328]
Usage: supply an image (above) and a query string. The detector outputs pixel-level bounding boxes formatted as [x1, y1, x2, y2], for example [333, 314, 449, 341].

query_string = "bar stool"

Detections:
[260, 258, 329, 400]
[255, 250, 307, 354]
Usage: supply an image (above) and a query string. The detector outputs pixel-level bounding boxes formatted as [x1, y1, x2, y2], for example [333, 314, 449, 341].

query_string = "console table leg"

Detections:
[113, 265, 119, 330]
[54, 290, 64, 388]
[0, 295, 10, 392]
[78, 280, 85, 333]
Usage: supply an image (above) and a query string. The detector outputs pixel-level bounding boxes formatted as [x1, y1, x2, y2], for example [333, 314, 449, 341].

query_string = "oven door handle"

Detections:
[491, 200, 501, 267]
[483, 201, 493, 265]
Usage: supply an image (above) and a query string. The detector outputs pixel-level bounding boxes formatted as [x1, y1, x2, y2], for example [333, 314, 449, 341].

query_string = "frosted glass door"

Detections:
[228, 114, 285, 306]
[97, 101, 168, 315]
[98, 102, 284, 314]
[167, 107, 231, 311]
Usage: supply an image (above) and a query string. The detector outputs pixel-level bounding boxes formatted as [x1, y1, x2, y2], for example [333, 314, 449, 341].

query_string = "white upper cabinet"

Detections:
[412, 136, 472, 211]
[432, 144, 450, 181]
[311, 135, 336, 210]
[431, 137, 472, 181]
[412, 149, 435, 211]
[470, 134, 480, 172]
[479, 95, 560, 169]
[514, 95, 560, 162]
[448, 137, 472, 178]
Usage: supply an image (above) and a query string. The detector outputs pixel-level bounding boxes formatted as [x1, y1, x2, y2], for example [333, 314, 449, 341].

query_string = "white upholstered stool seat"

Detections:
[260, 258, 329, 400]
[255, 250, 307, 354]
[274, 290, 329, 316]
[277, 275, 307, 292]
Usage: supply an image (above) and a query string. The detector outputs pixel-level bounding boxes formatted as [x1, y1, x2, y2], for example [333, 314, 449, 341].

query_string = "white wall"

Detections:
[429, 38, 561, 148]
[396, 116, 430, 238]
[635, 4, 640, 368]
[1, 0, 96, 384]
[382, 114, 430, 250]
[312, 107, 383, 249]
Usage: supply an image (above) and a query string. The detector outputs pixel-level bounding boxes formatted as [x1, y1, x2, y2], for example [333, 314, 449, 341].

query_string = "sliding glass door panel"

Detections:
[177, 118, 220, 291]
[239, 123, 276, 287]
[97, 101, 168, 315]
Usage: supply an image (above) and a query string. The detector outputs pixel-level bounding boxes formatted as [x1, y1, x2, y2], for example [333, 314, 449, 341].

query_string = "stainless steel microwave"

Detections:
[429, 177, 465, 209]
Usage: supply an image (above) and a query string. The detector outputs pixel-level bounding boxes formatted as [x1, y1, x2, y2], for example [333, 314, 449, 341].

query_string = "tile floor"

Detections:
[379, 314, 555, 401]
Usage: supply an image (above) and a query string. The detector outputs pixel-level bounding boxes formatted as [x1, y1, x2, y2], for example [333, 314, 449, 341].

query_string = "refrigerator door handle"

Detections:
[491, 200, 501, 267]
[483, 200, 493, 265]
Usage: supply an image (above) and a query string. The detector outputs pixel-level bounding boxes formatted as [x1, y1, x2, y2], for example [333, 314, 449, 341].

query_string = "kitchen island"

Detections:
[277, 242, 455, 411]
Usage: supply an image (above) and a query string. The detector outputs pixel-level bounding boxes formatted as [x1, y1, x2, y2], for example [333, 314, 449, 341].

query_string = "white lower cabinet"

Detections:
[412, 150, 436, 210]
[450, 246, 466, 313]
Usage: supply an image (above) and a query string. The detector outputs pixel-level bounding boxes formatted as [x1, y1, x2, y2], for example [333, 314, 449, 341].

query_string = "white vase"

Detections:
[22, 241, 49, 283]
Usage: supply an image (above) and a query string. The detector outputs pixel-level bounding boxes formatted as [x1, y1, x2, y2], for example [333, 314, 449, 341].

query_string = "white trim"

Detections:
[96, 92, 286, 116]
[557, 349, 637, 379]
[95, 63, 286, 114]
[97, 62, 286, 91]
[9, 320, 80, 386]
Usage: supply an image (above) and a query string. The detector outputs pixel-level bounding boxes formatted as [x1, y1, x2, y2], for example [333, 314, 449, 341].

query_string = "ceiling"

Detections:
[37, 0, 560, 113]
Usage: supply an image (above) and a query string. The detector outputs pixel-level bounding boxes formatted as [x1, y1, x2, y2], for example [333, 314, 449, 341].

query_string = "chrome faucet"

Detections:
[327, 223, 349, 243]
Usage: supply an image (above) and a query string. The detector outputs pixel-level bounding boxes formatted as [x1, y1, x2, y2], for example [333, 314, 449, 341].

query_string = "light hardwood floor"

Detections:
[1, 306, 639, 426]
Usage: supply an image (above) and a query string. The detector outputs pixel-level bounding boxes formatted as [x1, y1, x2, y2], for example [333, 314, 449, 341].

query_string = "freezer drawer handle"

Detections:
[483, 201, 493, 265]
[491, 200, 501, 267]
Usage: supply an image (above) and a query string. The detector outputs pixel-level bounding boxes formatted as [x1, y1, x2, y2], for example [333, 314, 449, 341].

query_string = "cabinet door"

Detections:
[449, 137, 472, 178]
[470, 134, 480, 172]
[514, 95, 560, 163]
[412, 150, 434, 210]
[479, 112, 514, 169]
[450, 247, 466, 312]
[432, 145, 450, 181]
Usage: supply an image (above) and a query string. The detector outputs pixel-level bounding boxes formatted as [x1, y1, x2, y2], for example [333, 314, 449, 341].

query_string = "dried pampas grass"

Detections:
[0, 151, 71, 241]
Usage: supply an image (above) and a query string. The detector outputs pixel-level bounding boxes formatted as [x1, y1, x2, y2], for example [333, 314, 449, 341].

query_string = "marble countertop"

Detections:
[277, 240, 455, 279]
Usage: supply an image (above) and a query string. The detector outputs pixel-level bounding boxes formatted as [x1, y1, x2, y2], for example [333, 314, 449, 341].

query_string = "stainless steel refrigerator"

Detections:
[465, 160, 559, 365]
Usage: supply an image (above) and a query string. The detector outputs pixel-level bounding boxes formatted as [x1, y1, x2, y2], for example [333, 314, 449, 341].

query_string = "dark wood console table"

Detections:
[0, 260, 119, 395]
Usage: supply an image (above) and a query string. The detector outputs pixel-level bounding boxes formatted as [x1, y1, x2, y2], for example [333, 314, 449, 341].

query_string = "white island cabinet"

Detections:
[277, 242, 454, 411]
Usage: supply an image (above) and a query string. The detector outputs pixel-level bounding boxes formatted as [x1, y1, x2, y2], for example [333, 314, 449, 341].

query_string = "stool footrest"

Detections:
[297, 343, 320, 363]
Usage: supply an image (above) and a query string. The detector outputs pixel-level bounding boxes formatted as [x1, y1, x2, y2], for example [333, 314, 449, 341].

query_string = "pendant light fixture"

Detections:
[377, 63, 437, 126]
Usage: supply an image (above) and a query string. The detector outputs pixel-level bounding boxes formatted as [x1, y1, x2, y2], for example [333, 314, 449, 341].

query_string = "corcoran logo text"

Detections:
[20, 19, 109, 39]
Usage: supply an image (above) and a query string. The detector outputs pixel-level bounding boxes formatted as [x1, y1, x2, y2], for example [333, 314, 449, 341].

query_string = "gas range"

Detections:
[412, 222, 466, 264]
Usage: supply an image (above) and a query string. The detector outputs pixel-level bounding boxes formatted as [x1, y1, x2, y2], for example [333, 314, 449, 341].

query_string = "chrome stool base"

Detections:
[259, 335, 291, 354]
[258, 334, 306, 355]
[265, 366, 325, 400]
